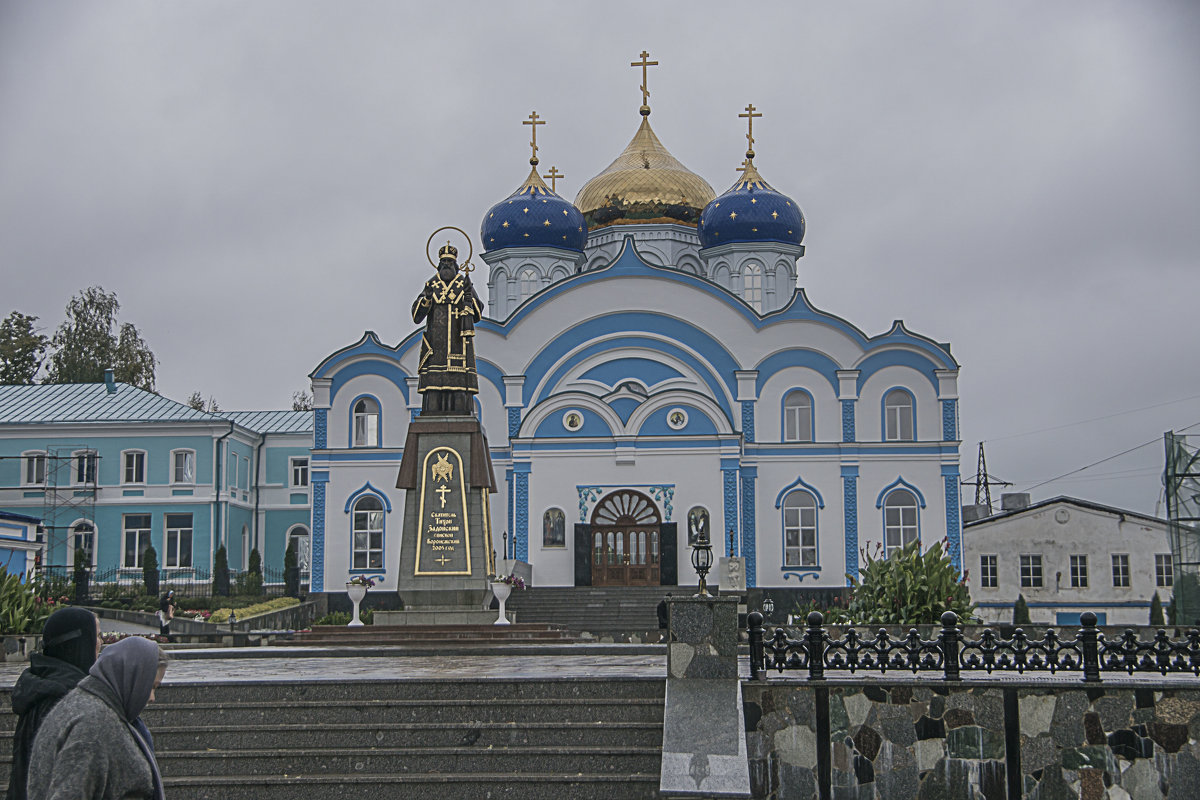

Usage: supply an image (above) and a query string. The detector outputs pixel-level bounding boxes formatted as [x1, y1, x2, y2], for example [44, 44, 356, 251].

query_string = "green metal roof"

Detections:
[223, 410, 313, 434]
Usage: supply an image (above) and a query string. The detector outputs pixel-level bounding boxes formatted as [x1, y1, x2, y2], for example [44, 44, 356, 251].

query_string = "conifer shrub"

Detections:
[283, 540, 300, 598]
[1150, 593, 1165, 626]
[142, 545, 159, 596]
[213, 546, 230, 596]
[1013, 594, 1031, 625]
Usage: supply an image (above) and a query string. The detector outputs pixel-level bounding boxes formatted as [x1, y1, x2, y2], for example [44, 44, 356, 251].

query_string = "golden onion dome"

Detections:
[574, 116, 716, 229]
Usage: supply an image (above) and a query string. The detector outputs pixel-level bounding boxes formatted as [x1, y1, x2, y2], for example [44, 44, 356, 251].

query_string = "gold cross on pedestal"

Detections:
[523, 110, 545, 166]
[739, 103, 762, 160]
[631, 50, 658, 114]
[543, 166, 564, 192]
[436, 485, 450, 508]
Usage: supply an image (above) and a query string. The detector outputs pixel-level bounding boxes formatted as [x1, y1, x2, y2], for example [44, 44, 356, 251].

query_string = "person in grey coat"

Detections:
[27, 636, 168, 800]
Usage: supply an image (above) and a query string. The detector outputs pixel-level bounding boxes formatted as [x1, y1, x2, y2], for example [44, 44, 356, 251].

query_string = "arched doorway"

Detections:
[590, 490, 661, 586]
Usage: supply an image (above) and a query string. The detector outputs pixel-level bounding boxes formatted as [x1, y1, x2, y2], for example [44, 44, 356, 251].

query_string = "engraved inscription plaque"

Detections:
[414, 446, 472, 575]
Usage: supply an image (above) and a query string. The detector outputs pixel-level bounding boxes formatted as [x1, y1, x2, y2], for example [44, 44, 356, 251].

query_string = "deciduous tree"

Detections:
[46, 286, 157, 391]
[0, 311, 49, 384]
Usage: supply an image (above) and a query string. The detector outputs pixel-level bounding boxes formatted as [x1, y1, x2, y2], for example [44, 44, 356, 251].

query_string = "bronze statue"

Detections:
[412, 243, 484, 415]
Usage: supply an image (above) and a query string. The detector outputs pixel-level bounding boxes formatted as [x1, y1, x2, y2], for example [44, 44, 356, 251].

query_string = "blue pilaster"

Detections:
[507, 407, 521, 439]
[722, 466, 739, 557]
[513, 463, 530, 562]
[943, 464, 963, 574]
[311, 473, 327, 592]
[506, 468, 514, 560]
[841, 400, 856, 443]
[841, 465, 859, 583]
[314, 409, 328, 449]
[741, 401, 755, 443]
[941, 399, 957, 441]
[740, 466, 756, 587]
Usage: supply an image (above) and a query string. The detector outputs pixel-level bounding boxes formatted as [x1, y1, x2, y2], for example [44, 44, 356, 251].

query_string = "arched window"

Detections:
[72, 522, 95, 566]
[353, 398, 380, 447]
[782, 491, 818, 567]
[883, 489, 919, 555]
[520, 269, 539, 298]
[543, 508, 566, 548]
[287, 525, 311, 575]
[743, 263, 763, 311]
[884, 389, 914, 442]
[352, 495, 385, 569]
[783, 390, 814, 443]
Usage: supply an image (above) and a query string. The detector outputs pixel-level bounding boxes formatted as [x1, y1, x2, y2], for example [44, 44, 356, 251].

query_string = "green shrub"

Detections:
[843, 539, 976, 625]
[284, 540, 299, 598]
[142, 545, 159, 596]
[235, 571, 263, 596]
[1013, 594, 1031, 625]
[1150, 593, 1165, 626]
[248, 547, 262, 575]
[209, 597, 299, 624]
[314, 609, 373, 626]
[213, 546, 230, 596]
[0, 568, 52, 635]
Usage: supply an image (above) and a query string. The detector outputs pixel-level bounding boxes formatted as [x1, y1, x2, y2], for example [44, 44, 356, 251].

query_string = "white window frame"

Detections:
[122, 514, 152, 569]
[520, 268, 539, 299]
[122, 450, 147, 485]
[1070, 554, 1088, 588]
[1156, 554, 1174, 588]
[884, 390, 915, 442]
[71, 522, 95, 566]
[290, 457, 310, 488]
[782, 490, 818, 567]
[783, 390, 814, 443]
[73, 450, 98, 485]
[287, 524, 311, 574]
[882, 489, 918, 556]
[353, 398, 381, 448]
[351, 495, 385, 570]
[1112, 553, 1130, 588]
[171, 449, 196, 485]
[240, 456, 250, 491]
[979, 554, 998, 588]
[22, 451, 46, 486]
[743, 263, 763, 311]
[164, 513, 193, 569]
[1020, 554, 1043, 588]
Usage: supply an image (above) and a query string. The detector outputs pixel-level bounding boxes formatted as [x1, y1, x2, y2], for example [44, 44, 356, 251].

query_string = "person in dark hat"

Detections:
[157, 591, 175, 639]
[6, 607, 101, 800]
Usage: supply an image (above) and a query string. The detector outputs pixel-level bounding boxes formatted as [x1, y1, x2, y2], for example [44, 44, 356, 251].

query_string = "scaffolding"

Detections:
[1165, 432, 1200, 624]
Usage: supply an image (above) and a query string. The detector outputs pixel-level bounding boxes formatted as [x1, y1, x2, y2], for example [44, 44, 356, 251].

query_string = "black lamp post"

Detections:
[691, 538, 713, 597]
[762, 596, 775, 623]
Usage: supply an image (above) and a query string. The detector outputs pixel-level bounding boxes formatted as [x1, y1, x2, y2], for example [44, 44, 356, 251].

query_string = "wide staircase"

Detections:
[1, 677, 666, 799]
[278, 622, 581, 647]
[505, 586, 681, 637]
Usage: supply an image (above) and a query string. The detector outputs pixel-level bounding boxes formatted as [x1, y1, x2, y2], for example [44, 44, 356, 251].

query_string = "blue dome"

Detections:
[482, 167, 587, 252]
[697, 161, 804, 249]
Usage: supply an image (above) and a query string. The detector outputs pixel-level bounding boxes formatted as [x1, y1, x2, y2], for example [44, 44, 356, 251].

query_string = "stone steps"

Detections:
[283, 623, 581, 646]
[506, 586, 684, 634]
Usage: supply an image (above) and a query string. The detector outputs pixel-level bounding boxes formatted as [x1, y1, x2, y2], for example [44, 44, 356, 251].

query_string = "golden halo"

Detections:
[425, 226, 474, 270]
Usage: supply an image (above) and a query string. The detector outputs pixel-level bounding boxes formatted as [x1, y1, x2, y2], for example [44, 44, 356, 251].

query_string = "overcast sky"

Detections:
[2, 1, 1198, 516]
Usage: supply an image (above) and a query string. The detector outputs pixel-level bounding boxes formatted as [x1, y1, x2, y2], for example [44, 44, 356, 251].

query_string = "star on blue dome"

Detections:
[482, 167, 587, 253]
[698, 160, 805, 249]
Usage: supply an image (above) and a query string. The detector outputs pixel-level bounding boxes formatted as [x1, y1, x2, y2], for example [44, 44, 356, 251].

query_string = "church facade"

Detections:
[309, 84, 962, 594]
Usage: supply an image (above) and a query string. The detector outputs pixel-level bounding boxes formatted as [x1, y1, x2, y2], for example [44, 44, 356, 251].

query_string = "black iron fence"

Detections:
[38, 566, 301, 602]
[748, 610, 1200, 683]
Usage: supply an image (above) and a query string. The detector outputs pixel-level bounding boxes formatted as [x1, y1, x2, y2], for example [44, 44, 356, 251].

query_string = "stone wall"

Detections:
[742, 679, 1200, 799]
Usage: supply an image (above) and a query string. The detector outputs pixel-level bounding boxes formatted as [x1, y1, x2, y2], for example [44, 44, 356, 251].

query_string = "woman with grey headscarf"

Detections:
[27, 636, 168, 800]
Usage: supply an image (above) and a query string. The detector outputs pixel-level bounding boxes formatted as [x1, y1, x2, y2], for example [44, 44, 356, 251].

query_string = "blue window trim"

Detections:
[346, 488, 389, 574]
[874, 476, 927, 509]
[880, 386, 917, 442]
[780, 388, 815, 443]
[348, 393, 383, 449]
[779, 487, 821, 571]
[774, 475, 825, 509]
[343, 482, 393, 513]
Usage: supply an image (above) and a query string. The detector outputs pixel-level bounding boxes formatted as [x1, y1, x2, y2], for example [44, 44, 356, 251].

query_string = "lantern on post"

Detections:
[691, 531, 713, 597]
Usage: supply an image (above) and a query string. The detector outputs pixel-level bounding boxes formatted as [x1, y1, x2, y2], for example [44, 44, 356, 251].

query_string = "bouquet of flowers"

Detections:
[492, 574, 526, 590]
[347, 575, 376, 588]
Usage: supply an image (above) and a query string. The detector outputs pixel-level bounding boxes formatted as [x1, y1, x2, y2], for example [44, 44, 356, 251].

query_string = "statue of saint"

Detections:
[412, 243, 484, 415]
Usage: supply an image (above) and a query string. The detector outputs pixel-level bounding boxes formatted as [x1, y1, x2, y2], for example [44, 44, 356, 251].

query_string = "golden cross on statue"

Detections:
[739, 103, 762, 158]
[436, 484, 451, 508]
[523, 110, 545, 166]
[543, 166, 564, 192]
[631, 50, 659, 114]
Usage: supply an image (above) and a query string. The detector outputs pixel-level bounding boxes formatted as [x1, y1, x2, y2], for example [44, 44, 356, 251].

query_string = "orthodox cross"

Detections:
[631, 50, 658, 114]
[436, 484, 451, 508]
[739, 103, 762, 160]
[543, 166, 564, 192]
[523, 110, 545, 166]
[435, 554, 452, 566]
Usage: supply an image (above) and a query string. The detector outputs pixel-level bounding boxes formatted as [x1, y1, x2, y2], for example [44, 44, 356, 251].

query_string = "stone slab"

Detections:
[376, 609, 511, 626]
[660, 678, 751, 797]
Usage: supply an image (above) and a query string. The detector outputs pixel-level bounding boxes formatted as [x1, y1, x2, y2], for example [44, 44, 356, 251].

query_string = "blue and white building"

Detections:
[0, 371, 313, 582]
[308, 95, 963, 593]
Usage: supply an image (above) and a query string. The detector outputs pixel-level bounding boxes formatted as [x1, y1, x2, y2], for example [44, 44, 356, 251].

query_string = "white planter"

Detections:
[345, 583, 368, 627]
[491, 581, 512, 625]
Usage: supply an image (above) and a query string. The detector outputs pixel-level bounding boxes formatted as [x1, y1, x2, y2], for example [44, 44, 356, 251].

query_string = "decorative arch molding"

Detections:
[853, 347, 943, 391]
[754, 348, 843, 393]
[518, 392, 625, 438]
[874, 476, 926, 509]
[343, 482, 393, 514]
[577, 484, 675, 523]
[774, 475, 826, 509]
[627, 390, 734, 436]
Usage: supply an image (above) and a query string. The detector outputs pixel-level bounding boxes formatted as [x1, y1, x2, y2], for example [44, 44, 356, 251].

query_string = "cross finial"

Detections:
[739, 103, 762, 161]
[631, 50, 659, 116]
[543, 166, 565, 192]
[523, 110, 545, 166]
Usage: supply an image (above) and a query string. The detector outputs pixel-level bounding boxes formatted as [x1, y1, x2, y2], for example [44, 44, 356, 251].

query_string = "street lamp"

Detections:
[762, 596, 775, 623]
[691, 538, 713, 597]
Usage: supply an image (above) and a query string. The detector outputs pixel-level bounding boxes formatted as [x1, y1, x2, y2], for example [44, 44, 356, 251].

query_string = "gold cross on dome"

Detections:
[523, 111, 545, 165]
[739, 103, 762, 158]
[631, 50, 659, 112]
[544, 166, 564, 192]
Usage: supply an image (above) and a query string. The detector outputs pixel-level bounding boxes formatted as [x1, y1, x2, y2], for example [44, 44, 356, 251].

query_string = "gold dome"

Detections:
[574, 117, 716, 229]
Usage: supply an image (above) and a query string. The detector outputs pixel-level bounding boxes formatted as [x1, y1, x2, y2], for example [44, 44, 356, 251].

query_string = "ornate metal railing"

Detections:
[748, 610, 1200, 683]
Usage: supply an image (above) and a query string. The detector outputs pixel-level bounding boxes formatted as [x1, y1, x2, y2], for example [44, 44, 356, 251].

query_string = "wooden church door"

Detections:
[589, 489, 661, 586]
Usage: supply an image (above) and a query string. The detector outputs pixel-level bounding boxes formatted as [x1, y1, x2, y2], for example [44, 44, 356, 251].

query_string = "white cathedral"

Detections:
[307, 67, 962, 595]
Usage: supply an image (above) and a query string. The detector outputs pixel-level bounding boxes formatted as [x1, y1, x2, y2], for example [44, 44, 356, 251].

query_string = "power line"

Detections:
[982, 392, 1200, 444]
[1019, 432, 1194, 494]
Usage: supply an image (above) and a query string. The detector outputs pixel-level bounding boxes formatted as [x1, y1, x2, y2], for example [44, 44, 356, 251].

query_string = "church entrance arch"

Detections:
[590, 490, 661, 586]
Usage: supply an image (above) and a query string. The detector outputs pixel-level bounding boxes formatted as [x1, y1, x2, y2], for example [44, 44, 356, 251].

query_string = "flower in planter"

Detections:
[347, 576, 375, 588]
[491, 574, 526, 590]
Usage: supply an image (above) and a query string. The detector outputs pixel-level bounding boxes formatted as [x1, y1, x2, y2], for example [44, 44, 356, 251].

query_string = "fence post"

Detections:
[806, 611, 826, 681]
[1080, 611, 1101, 683]
[940, 610, 961, 681]
[748, 610, 765, 680]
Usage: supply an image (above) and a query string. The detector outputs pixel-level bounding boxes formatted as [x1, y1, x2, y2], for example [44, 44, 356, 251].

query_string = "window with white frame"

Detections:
[884, 390, 914, 441]
[23, 452, 46, 486]
[352, 495, 385, 569]
[164, 513, 193, 568]
[74, 451, 98, 485]
[1020, 554, 1043, 588]
[172, 450, 195, 484]
[743, 263, 763, 311]
[122, 514, 151, 568]
[882, 489, 918, 555]
[122, 451, 146, 484]
[782, 490, 818, 567]
[783, 391, 814, 443]
[980, 554, 997, 588]
[227, 452, 238, 489]
[353, 398, 380, 447]
[520, 268, 538, 299]
[1156, 554, 1174, 587]
[288, 526, 311, 573]
[290, 457, 309, 488]
[1112, 554, 1130, 587]
[72, 522, 95, 565]
[240, 456, 249, 490]
[1070, 554, 1088, 588]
